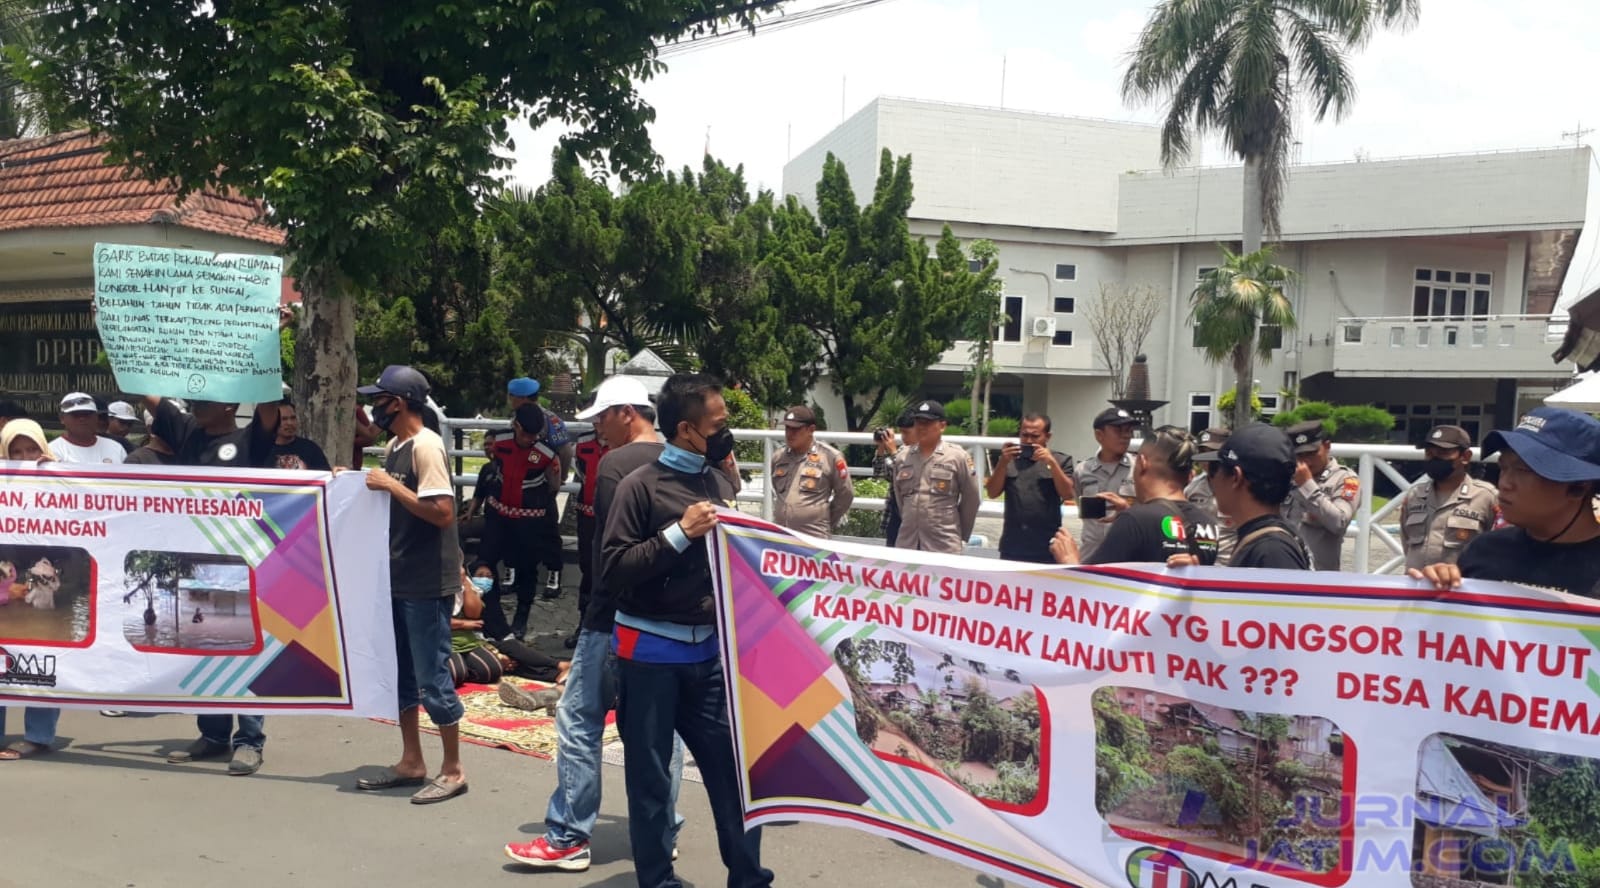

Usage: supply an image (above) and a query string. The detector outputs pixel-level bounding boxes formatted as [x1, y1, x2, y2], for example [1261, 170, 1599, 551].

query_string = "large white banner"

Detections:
[0, 462, 395, 717]
[710, 512, 1600, 888]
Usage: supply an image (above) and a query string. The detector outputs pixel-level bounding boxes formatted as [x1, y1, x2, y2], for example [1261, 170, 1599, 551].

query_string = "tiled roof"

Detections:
[0, 130, 284, 246]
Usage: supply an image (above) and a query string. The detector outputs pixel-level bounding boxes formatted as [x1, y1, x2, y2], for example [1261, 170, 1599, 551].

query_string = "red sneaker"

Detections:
[505, 837, 591, 871]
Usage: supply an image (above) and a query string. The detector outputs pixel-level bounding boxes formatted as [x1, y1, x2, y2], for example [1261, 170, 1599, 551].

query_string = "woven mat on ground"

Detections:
[372, 678, 616, 759]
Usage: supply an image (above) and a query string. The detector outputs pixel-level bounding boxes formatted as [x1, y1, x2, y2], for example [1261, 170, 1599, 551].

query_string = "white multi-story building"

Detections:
[783, 98, 1590, 461]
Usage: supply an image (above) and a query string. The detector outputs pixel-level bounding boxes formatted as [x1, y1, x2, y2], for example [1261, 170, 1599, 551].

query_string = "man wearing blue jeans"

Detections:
[600, 373, 773, 888]
[506, 374, 685, 870]
[0, 707, 60, 761]
[352, 365, 470, 804]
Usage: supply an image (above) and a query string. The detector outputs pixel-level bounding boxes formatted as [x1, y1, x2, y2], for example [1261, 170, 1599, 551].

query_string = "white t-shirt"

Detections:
[50, 436, 127, 465]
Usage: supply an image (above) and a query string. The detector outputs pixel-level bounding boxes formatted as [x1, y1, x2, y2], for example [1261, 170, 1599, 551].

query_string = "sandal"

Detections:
[410, 775, 469, 805]
[0, 740, 52, 760]
[357, 767, 429, 791]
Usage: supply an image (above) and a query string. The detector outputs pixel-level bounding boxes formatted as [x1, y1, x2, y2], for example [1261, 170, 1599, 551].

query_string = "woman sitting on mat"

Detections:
[452, 563, 570, 689]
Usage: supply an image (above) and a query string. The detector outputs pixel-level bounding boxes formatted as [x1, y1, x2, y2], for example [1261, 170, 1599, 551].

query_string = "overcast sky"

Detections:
[506, 0, 1600, 303]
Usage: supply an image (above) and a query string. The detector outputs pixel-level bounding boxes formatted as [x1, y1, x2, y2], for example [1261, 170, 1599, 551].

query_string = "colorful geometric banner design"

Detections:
[0, 462, 394, 716]
[709, 513, 1600, 888]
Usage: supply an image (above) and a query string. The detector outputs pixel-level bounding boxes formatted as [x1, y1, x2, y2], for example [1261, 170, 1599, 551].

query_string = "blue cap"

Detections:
[358, 365, 431, 402]
[508, 377, 540, 398]
[1482, 407, 1600, 482]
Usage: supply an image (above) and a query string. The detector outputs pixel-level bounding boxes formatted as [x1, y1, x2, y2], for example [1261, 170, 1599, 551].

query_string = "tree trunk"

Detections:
[969, 349, 982, 434]
[1232, 341, 1256, 430]
[981, 372, 994, 436]
[292, 269, 358, 468]
[1242, 157, 1265, 254]
[585, 334, 610, 390]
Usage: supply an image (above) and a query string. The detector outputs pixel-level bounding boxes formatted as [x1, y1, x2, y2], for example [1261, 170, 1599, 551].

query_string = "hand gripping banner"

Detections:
[0, 462, 395, 717]
[708, 513, 1600, 888]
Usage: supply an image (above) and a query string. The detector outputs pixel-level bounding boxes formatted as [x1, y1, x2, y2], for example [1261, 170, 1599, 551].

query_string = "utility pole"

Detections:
[1564, 122, 1594, 147]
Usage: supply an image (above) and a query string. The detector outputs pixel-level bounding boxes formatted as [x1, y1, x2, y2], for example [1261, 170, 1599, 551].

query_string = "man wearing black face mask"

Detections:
[1400, 425, 1498, 571]
[601, 372, 772, 888]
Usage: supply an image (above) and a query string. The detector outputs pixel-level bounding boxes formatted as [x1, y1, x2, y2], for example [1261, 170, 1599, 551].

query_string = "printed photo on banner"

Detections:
[836, 638, 1044, 811]
[121, 552, 261, 654]
[1093, 686, 1354, 882]
[0, 545, 94, 645]
[1411, 733, 1591, 884]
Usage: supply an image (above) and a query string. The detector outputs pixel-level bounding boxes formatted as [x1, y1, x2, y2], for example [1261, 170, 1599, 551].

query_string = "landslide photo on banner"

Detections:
[0, 463, 394, 716]
[708, 515, 1600, 888]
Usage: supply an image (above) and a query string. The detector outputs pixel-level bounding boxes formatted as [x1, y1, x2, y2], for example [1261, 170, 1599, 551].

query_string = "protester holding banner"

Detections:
[353, 364, 469, 805]
[151, 393, 280, 774]
[50, 393, 126, 465]
[0, 418, 60, 761]
[893, 400, 980, 553]
[988, 412, 1073, 563]
[600, 373, 773, 888]
[1174, 423, 1311, 570]
[1411, 408, 1600, 597]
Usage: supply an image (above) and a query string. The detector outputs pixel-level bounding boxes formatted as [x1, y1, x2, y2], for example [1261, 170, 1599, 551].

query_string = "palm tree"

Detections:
[1192, 247, 1297, 428]
[1123, 0, 1420, 252]
[0, 0, 72, 139]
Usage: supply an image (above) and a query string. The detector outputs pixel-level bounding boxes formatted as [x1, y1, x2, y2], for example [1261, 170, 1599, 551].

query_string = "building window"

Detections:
[1054, 296, 1075, 314]
[1389, 326, 1405, 347]
[1188, 393, 1213, 435]
[1342, 324, 1363, 344]
[1471, 325, 1488, 347]
[1197, 266, 1216, 282]
[1498, 324, 1516, 346]
[1259, 394, 1281, 416]
[1444, 326, 1460, 347]
[1054, 264, 1077, 281]
[1051, 330, 1074, 347]
[999, 295, 1024, 342]
[968, 259, 984, 273]
[1259, 324, 1283, 350]
[1413, 268, 1491, 321]
[1417, 327, 1431, 347]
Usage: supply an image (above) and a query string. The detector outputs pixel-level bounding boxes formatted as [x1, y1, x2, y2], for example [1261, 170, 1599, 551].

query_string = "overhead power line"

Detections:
[656, 0, 901, 59]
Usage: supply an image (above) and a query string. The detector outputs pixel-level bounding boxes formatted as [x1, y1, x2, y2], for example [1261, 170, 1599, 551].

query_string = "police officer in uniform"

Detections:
[893, 400, 980, 554]
[1400, 424, 1498, 570]
[771, 405, 854, 537]
[1073, 408, 1139, 561]
[1283, 419, 1358, 571]
[1184, 427, 1238, 564]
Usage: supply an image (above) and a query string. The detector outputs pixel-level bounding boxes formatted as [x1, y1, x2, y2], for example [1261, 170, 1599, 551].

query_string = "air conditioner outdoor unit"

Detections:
[1030, 317, 1057, 338]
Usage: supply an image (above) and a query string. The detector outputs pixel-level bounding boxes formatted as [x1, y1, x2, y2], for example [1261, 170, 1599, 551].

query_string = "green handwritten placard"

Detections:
[93, 244, 284, 402]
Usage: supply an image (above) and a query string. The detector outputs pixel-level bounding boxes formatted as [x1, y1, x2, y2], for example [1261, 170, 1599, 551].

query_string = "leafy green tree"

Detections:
[1123, 0, 1419, 252]
[1092, 689, 1157, 812]
[1191, 246, 1298, 428]
[961, 240, 1003, 436]
[24, 0, 778, 463]
[0, 1, 70, 138]
[766, 150, 972, 429]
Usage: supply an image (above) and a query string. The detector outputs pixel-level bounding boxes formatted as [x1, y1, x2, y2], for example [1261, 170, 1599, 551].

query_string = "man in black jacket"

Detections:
[600, 373, 772, 888]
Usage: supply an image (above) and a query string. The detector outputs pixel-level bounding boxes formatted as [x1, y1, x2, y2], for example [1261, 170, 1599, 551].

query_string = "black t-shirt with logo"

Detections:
[270, 437, 332, 471]
[1087, 498, 1219, 566]
[1000, 450, 1072, 562]
[151, 399, 274, 469]
[1229, 514, 1312, 570]
[1457, 528, 1600, 599]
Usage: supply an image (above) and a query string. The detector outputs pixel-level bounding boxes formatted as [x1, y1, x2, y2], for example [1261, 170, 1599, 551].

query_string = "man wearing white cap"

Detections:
[106, 400, 139, 454]
[50, 393, 126, 465]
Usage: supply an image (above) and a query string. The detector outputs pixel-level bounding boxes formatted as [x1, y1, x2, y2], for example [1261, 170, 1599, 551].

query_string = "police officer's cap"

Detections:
[1286, 419, 1330, 454]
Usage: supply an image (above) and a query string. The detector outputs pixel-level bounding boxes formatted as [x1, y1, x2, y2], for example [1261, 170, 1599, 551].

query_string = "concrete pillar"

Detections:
[1503, 234, 1529, 314]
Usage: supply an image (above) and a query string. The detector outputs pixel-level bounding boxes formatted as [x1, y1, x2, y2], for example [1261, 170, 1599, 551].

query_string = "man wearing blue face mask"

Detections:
[600, 373, 772, 888]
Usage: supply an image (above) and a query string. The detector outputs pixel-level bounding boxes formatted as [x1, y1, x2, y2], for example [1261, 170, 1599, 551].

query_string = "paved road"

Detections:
[1, 709, 1006, 888]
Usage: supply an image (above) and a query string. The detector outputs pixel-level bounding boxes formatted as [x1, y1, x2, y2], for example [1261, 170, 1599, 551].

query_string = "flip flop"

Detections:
[0, 740, 51, 760]
[410, 775, 469, 805]
[356, 767, 429, 791]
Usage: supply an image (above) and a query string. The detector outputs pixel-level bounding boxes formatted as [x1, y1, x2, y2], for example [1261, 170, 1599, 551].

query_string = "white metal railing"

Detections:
[427, 417, 1450, 575]
[1335, 314, 1564, 349]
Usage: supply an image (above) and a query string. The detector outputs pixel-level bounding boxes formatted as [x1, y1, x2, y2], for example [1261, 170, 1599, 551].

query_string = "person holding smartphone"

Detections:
[987, 413, 1074, 563]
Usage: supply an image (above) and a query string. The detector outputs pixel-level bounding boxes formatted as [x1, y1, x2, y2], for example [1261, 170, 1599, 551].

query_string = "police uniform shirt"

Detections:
[772, 441, 855, 537]
[1284, 460, 1358, 571]
[1400, 476, 1499, 570]
[894, 441, 980, 554]
[1073, 454, 1135, 562]
[1184, 473, 1238, 565]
